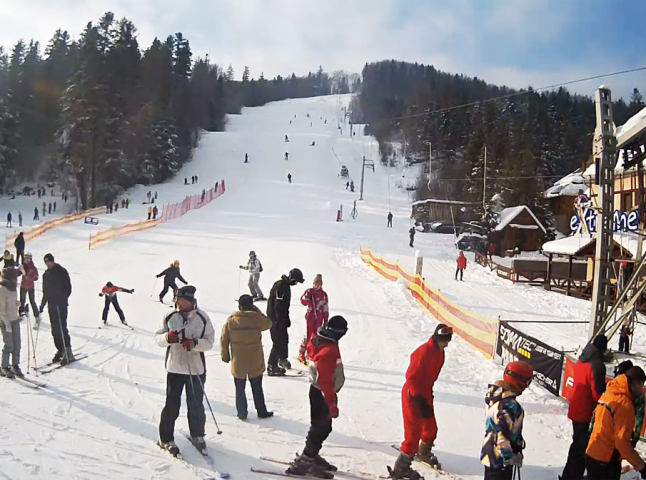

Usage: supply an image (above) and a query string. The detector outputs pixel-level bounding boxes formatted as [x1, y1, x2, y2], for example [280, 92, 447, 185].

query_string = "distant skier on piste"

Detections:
[266, 268, 304, 376]
[157, 260, 187, 303]
[298, 274, 329, 364]
[481, 361, 533, 480]
[154, 285, 215, 457]
[100, 282, 134, 326]
[409, 227, 416, 248]
[239, 251, 265, 301]
[14, 232, 25, 264]
[389, 324, 453, 479]
[0, 254, 23, 378]
[287, 316, 348, 478]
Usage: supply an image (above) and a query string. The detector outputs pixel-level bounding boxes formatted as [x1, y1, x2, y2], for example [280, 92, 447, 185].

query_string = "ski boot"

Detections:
[52, 351, 63, 363]
[158, 440, 180, 457]
[11, 365, 24, 378]
[287, 453, 334, 479]
[267, 365, 287, 377]
[0, 367, 15, 379]
[388, 453, 424, 480]
[278, 358, 292, 370]
[258, 410, 274, 419]
[313, 454, 337, 472]
[33, 316, 41, 330]
[417, 442, 440, 469]
[191, 436, 207, 455]
[60, 348, 75, 366]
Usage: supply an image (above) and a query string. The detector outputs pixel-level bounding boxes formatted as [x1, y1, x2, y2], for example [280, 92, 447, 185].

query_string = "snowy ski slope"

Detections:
[0, 95, 633, 479]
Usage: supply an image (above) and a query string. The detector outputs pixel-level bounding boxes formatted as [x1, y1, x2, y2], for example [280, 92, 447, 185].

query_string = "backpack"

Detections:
[258, 261, 263, 273]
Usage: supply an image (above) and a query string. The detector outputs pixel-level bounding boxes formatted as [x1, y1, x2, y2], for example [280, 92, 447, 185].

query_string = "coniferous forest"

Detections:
[0, 12, 343, 208]
[356, 60, 645, 224]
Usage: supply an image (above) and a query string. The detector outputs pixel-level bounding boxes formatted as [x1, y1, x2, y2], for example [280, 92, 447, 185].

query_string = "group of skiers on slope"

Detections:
[559, 334, 646, 480]
[0, 251, 75, 378]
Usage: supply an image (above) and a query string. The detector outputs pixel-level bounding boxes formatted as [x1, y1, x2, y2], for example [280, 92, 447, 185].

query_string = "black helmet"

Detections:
[288, 268, 304, 283]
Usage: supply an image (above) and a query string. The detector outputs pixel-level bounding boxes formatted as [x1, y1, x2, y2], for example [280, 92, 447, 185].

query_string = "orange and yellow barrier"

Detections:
[360, 248, 498, 358]
[89, 219, 162, 249]
[4, 207, 105, 251]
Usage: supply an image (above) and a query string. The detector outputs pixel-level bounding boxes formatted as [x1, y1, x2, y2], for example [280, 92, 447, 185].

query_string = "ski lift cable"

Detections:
[389, 66, 646, 122]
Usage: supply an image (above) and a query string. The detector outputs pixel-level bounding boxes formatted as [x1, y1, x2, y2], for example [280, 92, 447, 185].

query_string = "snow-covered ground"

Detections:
[0, 95, 641, 480]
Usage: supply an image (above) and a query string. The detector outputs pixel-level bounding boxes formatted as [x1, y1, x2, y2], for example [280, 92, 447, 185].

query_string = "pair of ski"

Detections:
[98, 322, 134, 331]
[3, 373, 47, 389]
[252, 457, 382, 480]
[35, 353, 89, 375]
[157, 431, 230, 479]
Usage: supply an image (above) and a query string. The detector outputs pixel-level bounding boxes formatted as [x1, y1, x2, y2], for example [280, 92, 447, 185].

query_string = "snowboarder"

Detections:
[387, 212, 393, 228]
[585, 366, 646, 480]
[409, 227, 416, 248]
[157, 260, 188, 303]
[154, 285, 215, 457]
[298, 274, 329, 364]
[481, 361, 533, 480]
[619, 324, 633, 353]
[285, 152, 289, 161]
[147, 206, 152, 220]
[220, 294, 274, 420]
[239, 251, 264, 301]
[560, 335, 608, 480]
[455, 251, 467, 281]
[245, 153, 249, 163]
[18, 212, 22, 227]
[288, 173, 292, 183]
[287, 316, 348, 478]
[153, 205, 159, 220]
[33, 207, 39, 221]
[39, 253, 75, 365]
[350, 180, 354, 192]
[0, 255, 23, 378]
[266, 268, 304, 376]
[389, 324, 453, 479]
[14, 232, 25, 265]
[100, 282, 134, 326]
[19, 253, 39, 325]
[6, 212, 11, 228]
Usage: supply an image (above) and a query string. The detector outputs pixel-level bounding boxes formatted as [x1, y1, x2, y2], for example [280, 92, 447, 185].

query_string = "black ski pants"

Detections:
[159, 372, 206, 443]
[483, 466, 513, 480]
[234, 375, 268, 418]
[619, 336, 630, 353]
[160, 281, 178, 301]
[48, 303, 71, 354]
[303, 385, 333, 457]
[409, 236, 414, 247]
[561, 421, 591, 480]
[268, 322, 289, 368]
[387, 218, 392, 228]
[15, 249, 24, 265]
[20, 288, 38, 316]
[455, 267, 464, 281]
[585, 451, 621, 480]
[102, 295, 125, 322]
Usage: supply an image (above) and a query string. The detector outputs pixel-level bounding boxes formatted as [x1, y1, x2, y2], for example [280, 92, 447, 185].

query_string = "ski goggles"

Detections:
[505, 368, 533, 388]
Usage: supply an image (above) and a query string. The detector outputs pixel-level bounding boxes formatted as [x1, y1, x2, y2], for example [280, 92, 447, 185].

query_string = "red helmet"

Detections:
[504, 361, 533, 393]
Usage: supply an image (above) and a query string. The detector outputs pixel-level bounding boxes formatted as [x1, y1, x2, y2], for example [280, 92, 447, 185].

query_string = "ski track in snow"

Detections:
[1, 94, 641, 479]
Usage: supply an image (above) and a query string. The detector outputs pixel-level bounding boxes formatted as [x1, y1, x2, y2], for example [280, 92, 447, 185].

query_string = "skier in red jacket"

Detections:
[19, 253, 40, 323]
[560, 334, 607, 480]
[298, 273, 329, 364]
[287, 316, 348, 479]
[455, 251, 467, 281]
[100, 282, 134, 326]
[389, 323, 453, 480]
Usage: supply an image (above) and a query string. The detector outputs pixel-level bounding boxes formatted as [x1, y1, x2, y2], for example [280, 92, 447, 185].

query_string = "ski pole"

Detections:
[150, 277, 158, 298]
[237, 268, 242, 295]
[188, 356, 222, 435]
[56, 305, 70, 363]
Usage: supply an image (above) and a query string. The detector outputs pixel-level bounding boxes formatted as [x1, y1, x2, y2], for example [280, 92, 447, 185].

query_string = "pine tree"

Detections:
[242, 66, 250, 82]
[226, 64, 234, 81]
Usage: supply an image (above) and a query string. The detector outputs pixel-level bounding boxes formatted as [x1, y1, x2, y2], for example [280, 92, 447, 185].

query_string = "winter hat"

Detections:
[313, 274, 323, 286]
[44, 253, 55, 263]
[318, 315, 348, 342]
[176, 285, 196, 302]
[106, 281, 114, 288]
[249, 250, 256, 256]
[238, 294, 255, 311]
[433, 323, 453, 343]
[592, 334, 608, 353]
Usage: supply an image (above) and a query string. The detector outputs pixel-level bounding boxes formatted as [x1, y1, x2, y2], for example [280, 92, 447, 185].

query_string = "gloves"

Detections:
[640, 466, 646, 479]
[504, 453, 523, 467]
[156, 274, 161, 278]
[167, 330, 180, 344]
[126, 289, 135, 294]
[329, 402, 339, 419]
[99, 293, 104, 297]
[239, 265, 245, 269]
[181, 338, 198, 351]
[39, 305, 44, 314]
[412, 395, 433, 419]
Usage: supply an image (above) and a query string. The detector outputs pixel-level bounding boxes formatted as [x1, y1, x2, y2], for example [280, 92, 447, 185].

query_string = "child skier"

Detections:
[0, 255, 23, 378]
[100, 281, 134, 326]
[389, 324, 453, 479]
[455, 251, 467, 281]
[298, 274, 329, 364]
[481, 361, 533, 480]
[287, 316, 348, 478]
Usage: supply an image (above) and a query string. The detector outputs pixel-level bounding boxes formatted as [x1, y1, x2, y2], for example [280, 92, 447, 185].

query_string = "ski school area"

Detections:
[1, 94, 645, 480]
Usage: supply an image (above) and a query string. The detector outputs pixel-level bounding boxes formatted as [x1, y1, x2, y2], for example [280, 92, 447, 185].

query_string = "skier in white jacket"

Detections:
[240, 250, 265, 301]
[154, 285, 215, 456]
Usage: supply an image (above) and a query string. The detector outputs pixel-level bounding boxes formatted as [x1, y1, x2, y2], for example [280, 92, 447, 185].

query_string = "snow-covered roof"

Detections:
[494, 206, 546, 233]
[617, 106, 646, 148]
[542, 232, 646, 258]
[544, 170, 586, 198]
[411, 198, 479, 207]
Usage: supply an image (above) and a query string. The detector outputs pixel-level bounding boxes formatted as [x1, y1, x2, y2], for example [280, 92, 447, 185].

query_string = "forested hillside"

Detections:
[357, 60, 645, 223]
[0, 12, 348, 208]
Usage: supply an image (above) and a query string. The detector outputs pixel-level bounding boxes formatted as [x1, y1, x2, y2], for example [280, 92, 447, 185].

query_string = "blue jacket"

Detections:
[481, 382, 525, 469]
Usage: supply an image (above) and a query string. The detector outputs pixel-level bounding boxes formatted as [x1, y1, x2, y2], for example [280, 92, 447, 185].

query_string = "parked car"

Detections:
[428, 221, 460, 234]
[456, 232, 486, 252]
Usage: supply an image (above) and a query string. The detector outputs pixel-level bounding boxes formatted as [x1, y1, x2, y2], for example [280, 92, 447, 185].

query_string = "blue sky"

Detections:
[1, 0, 645, 100]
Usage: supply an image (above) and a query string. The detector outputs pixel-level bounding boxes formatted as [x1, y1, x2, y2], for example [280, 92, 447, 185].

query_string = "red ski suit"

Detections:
[400, 337, 445, 456]
[300, 287, 329, 340]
